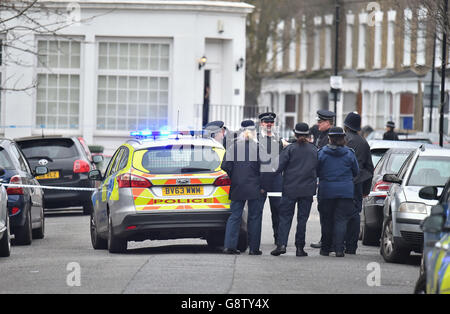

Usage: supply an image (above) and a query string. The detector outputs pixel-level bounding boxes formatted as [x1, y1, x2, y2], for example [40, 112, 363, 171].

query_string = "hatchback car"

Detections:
[368, 140, 424, 168]
[88, 132, 246, 253]
[0, 181, 11, 257]
[0, 139, 47, 245]
[15, 136, 101, 215]
[381, 145, 450, 263]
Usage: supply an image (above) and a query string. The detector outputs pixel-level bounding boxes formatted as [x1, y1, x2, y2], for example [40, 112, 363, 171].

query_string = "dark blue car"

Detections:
[0, 139, 46, 245]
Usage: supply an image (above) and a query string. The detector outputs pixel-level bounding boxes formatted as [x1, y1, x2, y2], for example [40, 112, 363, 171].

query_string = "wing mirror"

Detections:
[92, 155, 104, 164]
[383, 174, 402, 184]
[88, 169, 103, 181]
[419, 186, 439, 200]
[34, 166, 49, 176]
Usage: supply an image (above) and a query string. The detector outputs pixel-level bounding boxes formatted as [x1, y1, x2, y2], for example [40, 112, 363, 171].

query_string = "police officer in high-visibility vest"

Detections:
[271, 123, 318, 257]
[257, 112, 285, 245]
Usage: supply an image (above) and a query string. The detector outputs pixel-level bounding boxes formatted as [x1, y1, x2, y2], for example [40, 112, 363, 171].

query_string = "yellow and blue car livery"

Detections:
[426, 206, 450, 294]
[89, 134, 232, 253]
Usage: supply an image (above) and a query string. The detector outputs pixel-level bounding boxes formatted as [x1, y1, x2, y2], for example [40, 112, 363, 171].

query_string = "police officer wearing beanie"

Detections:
[271, 123, 318, 257]
[343, 112, 374, 254]
[383, 121, 399, 141]
[222, 120, 265, 255]
[317, 127, 359, 257]
[258, 112, 284, 245]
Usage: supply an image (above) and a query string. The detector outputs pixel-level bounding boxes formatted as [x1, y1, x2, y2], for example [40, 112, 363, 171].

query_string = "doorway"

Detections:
[202, 69, 211, 126]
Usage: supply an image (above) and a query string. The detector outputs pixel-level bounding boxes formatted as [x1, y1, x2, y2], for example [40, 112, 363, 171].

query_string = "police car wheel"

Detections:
[414, 273, 427, 294]
[90, 213, 107, 250]
[107, 215, 127, 254]
[206, 231, 225, 248]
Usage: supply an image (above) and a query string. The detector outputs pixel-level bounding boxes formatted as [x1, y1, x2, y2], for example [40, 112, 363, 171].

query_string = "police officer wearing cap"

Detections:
[343, 112, 374, 254]
[222, 120, 265, 255]
[310, 109, 336, 249]
[317, 127, 359, 257]
[204, 120, 226, 144]
[383, 121, 399, 141]
[258, 112, 284, 245]
[271, 123, 318, 257]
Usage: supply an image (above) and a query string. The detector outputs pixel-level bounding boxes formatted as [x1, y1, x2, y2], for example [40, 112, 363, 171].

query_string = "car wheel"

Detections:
[107, 215, 127, 253]
[15, 207, 32, 246]
[0, 214, 11, 257]
[206, 230, 225, 248]
[380, 215, 410, 263]
[90, 213, 107, 250]
[32, 206, 45, 240]
[83, 201, 94, 216]
[361, 222, 380, 246]
[414, 273, 427, 294]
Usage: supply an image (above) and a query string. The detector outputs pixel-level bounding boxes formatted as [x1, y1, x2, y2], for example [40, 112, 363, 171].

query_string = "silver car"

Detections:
[0, 176, 11, 257]
[381, 145, 450, 263]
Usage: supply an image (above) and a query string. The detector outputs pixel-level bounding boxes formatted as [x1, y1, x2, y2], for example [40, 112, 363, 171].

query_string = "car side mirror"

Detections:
[34, 166, 48, 176]
[92, 155, 103, 164]
[0, 168, 5, 176]
[419, 186, 439, 200]
[421, 215, 444, 233]
[383, 174, 402, 184]
[88, 169, 103, 181]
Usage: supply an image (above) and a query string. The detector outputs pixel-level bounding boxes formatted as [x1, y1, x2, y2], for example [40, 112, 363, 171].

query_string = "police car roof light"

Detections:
[130, 130, 207, 140]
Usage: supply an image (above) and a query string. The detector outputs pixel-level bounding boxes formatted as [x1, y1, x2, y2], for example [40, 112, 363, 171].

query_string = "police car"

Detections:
[88, 131, 247, 253]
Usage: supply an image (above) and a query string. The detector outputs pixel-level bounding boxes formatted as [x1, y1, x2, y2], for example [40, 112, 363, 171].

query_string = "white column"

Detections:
[313, 16, 322, 70]
[299, 16, 307, 71]
[266, 25, 273, 72]
[324, 14, 333, 69]
[276, 20, 284, 71]
[345, 13, 355, 69]
[373, 11, 383, 69]
[416, 7, 427, 66]
[403, 8, 412, 67]
[386, 10, 396, 68]
[289, 18, 296, 72]
[358, 12, 367, 70]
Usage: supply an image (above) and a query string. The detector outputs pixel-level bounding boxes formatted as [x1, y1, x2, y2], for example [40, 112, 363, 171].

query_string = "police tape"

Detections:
[2, 183, 97, 192]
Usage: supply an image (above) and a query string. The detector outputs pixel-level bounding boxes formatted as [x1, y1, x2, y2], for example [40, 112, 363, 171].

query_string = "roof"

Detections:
[128, 136, 225, 150]
[14, 135, 75, 142]
[368, 140, 430, 150]
[418, 146, 450, 157]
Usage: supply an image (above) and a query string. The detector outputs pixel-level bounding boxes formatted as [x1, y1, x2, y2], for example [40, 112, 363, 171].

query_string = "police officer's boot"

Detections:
[296, 247, 308, 257]
[270, 245, 286, 256]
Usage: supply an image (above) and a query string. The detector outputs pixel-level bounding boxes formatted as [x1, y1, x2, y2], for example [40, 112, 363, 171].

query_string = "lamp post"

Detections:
[440, 0, 448, 147]
[333, 0, 340, 114]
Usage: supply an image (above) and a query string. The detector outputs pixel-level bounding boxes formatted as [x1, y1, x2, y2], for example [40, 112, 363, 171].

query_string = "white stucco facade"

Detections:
[1, 0, 253, 153]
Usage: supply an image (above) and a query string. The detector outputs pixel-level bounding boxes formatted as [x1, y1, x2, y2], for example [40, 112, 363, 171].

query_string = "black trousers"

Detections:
[262, 194, 281, 242]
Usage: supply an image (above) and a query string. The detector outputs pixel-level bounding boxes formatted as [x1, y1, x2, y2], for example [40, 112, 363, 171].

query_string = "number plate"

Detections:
[162, 186, 204, 196]
[36, 171, 60, 180]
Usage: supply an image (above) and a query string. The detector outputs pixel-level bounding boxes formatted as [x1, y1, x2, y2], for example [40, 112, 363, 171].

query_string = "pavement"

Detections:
[0, 199, 421, 294]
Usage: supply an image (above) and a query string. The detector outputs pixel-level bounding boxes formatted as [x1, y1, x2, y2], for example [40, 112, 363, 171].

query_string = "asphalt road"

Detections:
[0, 200, 421, 294]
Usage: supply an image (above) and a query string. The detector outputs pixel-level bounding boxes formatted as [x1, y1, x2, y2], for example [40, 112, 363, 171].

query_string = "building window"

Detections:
[375, 92, 386, 129]
[96, 41, 170, 131]
[276, 21, 284, 72]
[289, 18, 296, 72]
[299, 17, 307, 71]
[345, 13, 354, 69]
[313, 16, 322, 70]
[324, 15, 333, 69]
[416, 7, 427, 66]
[400, 93, 415, 130]
[373, 11, 383, 69]
[284, 94, 297, 134]
[36, 39, 81, 129]
[403, 8, 412, 67]
[343, 92, 357, 119]
[358, 12, 367, 69]
[386, 10, 396, 68]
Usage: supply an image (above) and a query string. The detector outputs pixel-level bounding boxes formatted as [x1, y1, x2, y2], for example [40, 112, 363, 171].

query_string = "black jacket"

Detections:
[258, 133, 283, 192]
[277, 141, 318, 199]
[345, 130, 374, 194]
[383, 130, 399, 141]
[221, 139, 262, 201]
[315, 128, 330, 149]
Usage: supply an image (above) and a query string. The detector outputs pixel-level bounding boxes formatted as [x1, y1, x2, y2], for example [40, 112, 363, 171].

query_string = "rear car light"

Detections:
[117, 173, 152, 188]
[73, 160, 91, 173]
[372, 180, 391, 197]
[7, 175, 24, 195]
[11, 207, 20, 215]
[213, 175, 231, 187]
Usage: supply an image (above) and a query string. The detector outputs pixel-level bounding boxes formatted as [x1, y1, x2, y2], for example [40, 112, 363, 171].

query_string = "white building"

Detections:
[1, 0, 253, 153]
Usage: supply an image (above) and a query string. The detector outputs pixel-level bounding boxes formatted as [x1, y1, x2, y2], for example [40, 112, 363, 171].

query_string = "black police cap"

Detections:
[258, 112, 276, 122]
[241, 119, 256, 129]
[328, 126, 345, 136]
[316, 110, 336, 121]
[204, 120, 224, 129]
[294, 123, 310, 135]
[386, 121, 395, 128]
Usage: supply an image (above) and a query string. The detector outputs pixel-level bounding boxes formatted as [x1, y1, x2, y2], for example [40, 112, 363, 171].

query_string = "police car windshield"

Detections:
[136, 145, 221, 174]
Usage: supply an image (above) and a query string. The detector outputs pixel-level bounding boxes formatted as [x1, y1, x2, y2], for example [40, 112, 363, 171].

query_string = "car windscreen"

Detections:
[371, 149, 389, 167]
[17, 139, 78, 160]
[408, 156, 450, 187]
[0, 147, 15, 170]
[385, 153, 410, 174]
[133, 145, 222, 174]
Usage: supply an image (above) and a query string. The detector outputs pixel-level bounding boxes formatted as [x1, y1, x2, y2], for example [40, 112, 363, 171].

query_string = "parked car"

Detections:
[368, 140, 425, 168]
[380, 145, 450, 263]
[414, 181, 450, 294]
[361, 147, 417, 246]
[0, 139, 48, 245]
[92, 153, 112, 176]
[15, 136, 102, 215]
[0, 179, 11, 257]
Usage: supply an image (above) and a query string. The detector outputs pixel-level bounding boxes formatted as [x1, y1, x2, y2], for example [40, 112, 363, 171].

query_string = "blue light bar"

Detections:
[130, 130, 207, 139]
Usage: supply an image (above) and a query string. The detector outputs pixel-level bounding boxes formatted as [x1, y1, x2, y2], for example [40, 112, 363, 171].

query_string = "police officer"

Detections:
[204, 120, 226, 144]
[310, 109, 336, 249]
[222, 120, 265, 255]
[258, 112, 284, 245]
[383, 121, 399, 141]
[343, 112, 374, 254]
[317, 127, 359, 257]
[271, 123, 318, 257]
